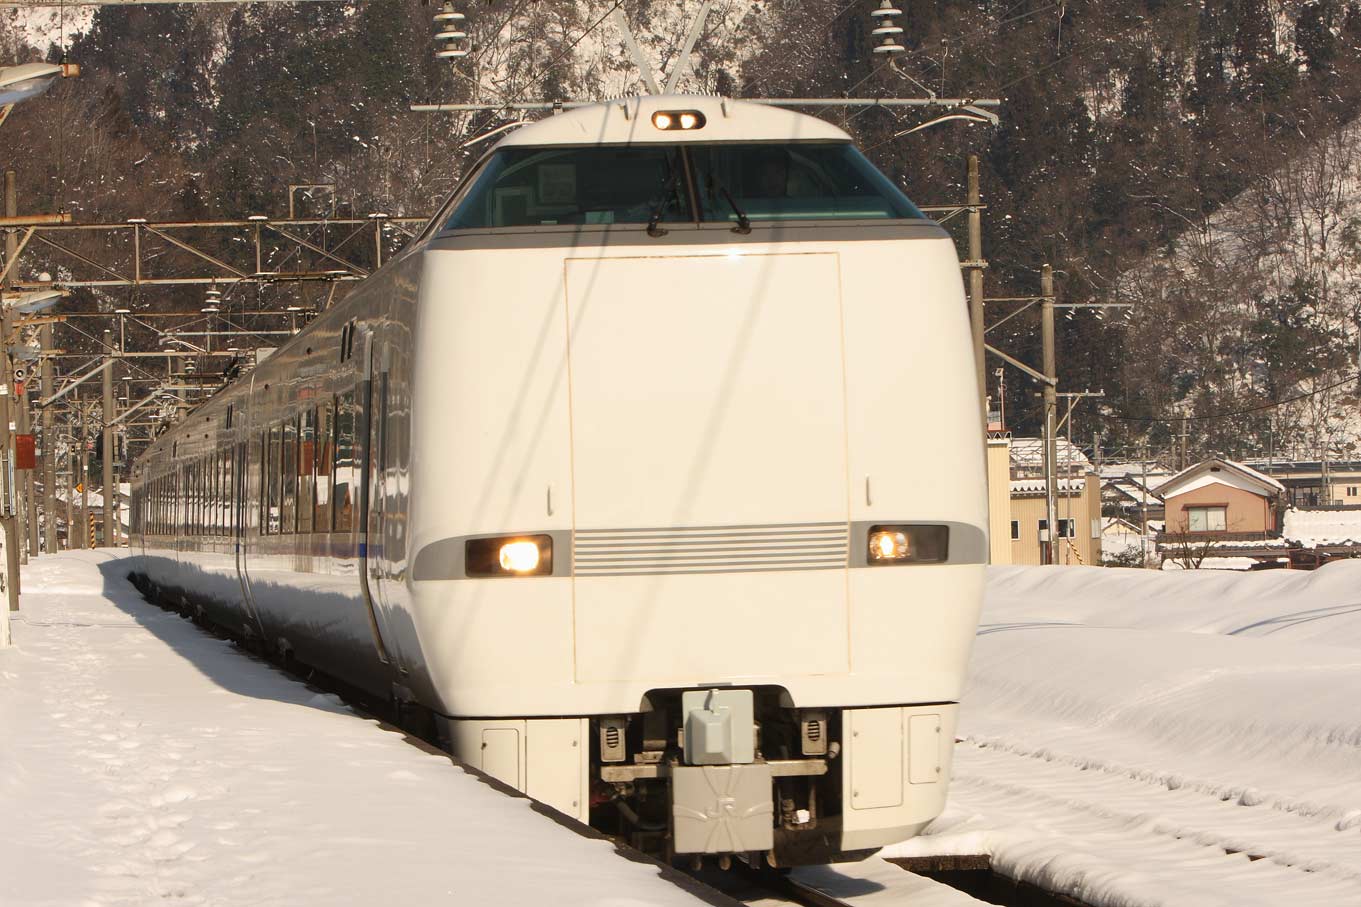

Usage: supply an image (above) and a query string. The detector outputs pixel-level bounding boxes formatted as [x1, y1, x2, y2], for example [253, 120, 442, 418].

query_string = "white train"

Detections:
[129, 95, 986, 866]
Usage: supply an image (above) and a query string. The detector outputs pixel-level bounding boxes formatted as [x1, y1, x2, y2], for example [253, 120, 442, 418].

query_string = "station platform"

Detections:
[0, 550, 723, 906]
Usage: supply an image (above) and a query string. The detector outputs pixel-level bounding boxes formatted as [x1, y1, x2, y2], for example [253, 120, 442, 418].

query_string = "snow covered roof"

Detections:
[1102, 516, 1143, 534]
[1098, 462, 1174, 481]
[1161, 556, 1261, 571]
[1102, 479, 1163, 506]
[1009, 437, 1092, 472]
[497, 95, 850, 149]
[1010, 478, 1087, 496]
[1282, 508, 1361, 548]
[1154, 457, 1285, 499]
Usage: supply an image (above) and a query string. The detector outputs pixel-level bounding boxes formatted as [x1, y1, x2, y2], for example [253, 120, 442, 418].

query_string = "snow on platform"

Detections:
[0, 551, 722, 907]
[887, 561, 1361, 907]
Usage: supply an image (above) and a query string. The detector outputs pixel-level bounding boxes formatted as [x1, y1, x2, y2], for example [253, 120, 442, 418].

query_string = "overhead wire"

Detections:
[1103, 373, 1361, 424]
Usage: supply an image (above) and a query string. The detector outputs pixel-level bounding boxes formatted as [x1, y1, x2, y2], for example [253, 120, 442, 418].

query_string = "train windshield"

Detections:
[443, 146, 691, 230]
[687, 144, 924, 223]
[441, 142, 924, 231]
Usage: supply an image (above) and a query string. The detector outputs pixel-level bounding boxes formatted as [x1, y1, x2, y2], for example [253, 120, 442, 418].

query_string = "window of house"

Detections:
[1010, 520, 1020, 541]
[1056, 518, 1076, 538]
[1347, 486, 1358, 497]
[1186, 506, 1227, 532]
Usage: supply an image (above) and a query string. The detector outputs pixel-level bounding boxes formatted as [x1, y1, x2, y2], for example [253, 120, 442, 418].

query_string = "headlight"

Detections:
[651, 109, 706, 131]
[866, 525, 949, 565]
[466, 534, 553, 577]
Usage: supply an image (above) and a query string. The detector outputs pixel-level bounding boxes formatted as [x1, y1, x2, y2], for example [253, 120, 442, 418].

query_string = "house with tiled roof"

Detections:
[1154, 458, 1292, 568]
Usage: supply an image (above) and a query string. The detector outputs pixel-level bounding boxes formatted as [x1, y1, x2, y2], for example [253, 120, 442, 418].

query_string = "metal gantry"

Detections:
[0, 201, 428, 573]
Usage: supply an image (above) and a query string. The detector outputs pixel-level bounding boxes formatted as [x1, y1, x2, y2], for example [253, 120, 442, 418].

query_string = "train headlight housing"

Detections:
[867, 525, 949, 565]
[652, 110, 706, 131]
[466, 534, 553, 577]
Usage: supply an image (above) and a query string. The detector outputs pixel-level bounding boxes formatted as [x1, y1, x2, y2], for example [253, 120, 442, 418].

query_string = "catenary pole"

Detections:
[102, 330, 115, 546]
[967, 155, 986, 417]
[40, 322, 55, 554]
[1041, 264, 1058, 566]
[64, 441, 73, 550]
[21, 371, 36, 557]
[2, 170, 21, 610]
[78, 398, 88, 550]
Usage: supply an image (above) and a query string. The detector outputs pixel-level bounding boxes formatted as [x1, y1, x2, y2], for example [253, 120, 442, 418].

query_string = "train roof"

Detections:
[495, 95, 851, 149]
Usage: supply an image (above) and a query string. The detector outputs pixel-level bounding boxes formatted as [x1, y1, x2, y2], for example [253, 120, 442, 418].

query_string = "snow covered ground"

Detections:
[7, 551, 1360, 906]
[888, 561, 1361, 907]
[0, 551, 719, 907]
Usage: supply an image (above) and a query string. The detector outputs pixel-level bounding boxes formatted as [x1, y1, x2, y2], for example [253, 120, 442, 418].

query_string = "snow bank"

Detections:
[886, 562, 1361, 907]
[0, 551, 712, 907]
[984, 560, 1361, 647]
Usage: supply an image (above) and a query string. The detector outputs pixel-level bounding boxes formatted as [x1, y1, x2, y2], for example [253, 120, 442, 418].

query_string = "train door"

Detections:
[355, 328, 396, 668]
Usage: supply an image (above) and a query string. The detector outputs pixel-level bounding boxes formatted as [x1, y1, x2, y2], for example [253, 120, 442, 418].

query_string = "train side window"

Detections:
[314, 401, 333, 531]
[258, 432, 268, 534]
[191, 461, 199, 536]
[216, 449, 225, 535]
[212, 449, 223, 533]
[225, 445, 235, 535]
[266, 425, 282, 535]
[204, 455, 211, 536]
[208, 452, 217, 535]
[281, 419, 297, 535]
[298, 409, 315, 534]
[333, 391, 356, 533]
[205, 455, 213, 535]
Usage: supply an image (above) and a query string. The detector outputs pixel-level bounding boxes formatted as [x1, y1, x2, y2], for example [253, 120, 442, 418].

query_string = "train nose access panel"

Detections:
[563, 252, 852, 685]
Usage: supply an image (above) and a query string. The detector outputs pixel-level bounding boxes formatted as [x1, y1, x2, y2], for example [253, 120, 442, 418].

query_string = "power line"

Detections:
[1104, 373, 1361, 424]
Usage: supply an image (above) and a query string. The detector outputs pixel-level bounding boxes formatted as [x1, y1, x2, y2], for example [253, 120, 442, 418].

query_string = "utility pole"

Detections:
[78, 398, 88, 550]
[1, 169, 20, 612]
[102, 329, 115, 547]
[1140, 443, 1150, 567]
[40, 323, 55, 554]
[1041, 264, 1059, 566]
[64, 446, 73, 551]
[967, 155, 986, 417]
[21, 376, 36, 558]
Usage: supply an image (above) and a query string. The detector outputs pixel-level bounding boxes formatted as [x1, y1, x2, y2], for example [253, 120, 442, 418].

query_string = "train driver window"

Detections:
[442, 146, 691, 229]
[688, 143, 925, 223]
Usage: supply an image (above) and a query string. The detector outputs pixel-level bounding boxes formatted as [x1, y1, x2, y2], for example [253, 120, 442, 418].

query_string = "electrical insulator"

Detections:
[870, 0, 906, 54]
[434, 1, 470, 60]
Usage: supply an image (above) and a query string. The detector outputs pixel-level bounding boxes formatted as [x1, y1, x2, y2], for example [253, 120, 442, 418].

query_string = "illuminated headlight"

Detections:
[866, 525, 949, 565]
[652, 110, 706, 131]
[466, 534, 553, 577]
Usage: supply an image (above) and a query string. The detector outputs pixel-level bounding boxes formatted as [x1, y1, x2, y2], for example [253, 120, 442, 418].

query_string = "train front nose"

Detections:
[563, 251, 852, 686]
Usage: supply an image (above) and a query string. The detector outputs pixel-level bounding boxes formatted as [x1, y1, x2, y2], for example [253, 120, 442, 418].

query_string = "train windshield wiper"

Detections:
[717, 185, 752, 234]
[700, 171, 751, 234]
[646, 164, 683, 238]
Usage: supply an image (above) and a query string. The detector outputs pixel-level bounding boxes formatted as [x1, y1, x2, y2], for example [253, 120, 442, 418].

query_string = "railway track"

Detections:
[692, 856, 994, 907]
[131, 574, 1089, 907]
